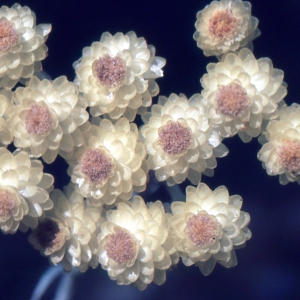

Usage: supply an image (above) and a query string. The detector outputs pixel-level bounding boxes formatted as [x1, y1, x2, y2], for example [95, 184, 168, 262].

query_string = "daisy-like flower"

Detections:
[139, 93, 228, 186]
[193, 0, 260, 57]
[97, 196, 178, 290]
[0, 4, 51, 89]
[6, 76, 89, 163]
[258, 104, 300, 185]
[0, 89, 13, 146]
[29, 187, 100, 272]
[169, 182, 251, 275]
[0, 147, 54, 234]
[200, 48, 287, 142]
[67, 117, 148, 206]
[73, 31, 165, 121]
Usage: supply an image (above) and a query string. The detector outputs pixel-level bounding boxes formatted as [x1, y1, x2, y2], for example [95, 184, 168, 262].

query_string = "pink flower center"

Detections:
[277, 140, 300, 176]
[0, 17, 19, 52]
[0, 189, 15, 223]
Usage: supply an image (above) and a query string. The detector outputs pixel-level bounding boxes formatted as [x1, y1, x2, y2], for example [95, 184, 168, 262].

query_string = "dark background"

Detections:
[0, 0, 300, 299]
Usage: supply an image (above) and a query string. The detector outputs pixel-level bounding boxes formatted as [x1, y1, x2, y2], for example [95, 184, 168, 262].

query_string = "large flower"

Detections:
[73, 31, 165, 121]
[67, 118, 148, 206]
[170, 183, 251, 275]
[97, 196, 178, 289]
[139, 93, 228, 186]
[0, 4, 51, 89]
[0, 148, 54, 234]
[258, 104, 300, 185]
[193, 0, 260, 57]
[200, 48, 287, 142]
[29, 187, 100, 272]
[6, 76, 89, 163]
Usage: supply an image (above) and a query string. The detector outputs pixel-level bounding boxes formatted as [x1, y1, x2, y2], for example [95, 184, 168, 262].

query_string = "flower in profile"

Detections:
[0, 148, 54, 234]
[97, 196, 177, 290]
[200, 48, 287, 142]
[6, 76, 89, 163]
[170, 183, 251, 275]
[139, 93, 227, 186]
[0, 4, 51, 89]
[73, 31, 165, 121]
[67, 118, 148, 206]
[258, 104, 300, 185]
[29, 187, 100, 272]
[193, 0, 260, 57]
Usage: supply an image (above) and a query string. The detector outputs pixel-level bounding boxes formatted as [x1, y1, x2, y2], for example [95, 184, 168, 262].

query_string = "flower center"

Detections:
[215, 83, 250, 118]
[208, 10, 238, 40]
[276, 140, 300, 176]
[24, 103, 53, 135]
[80, 148, 115, 184]
[186, 213, 220, 247]
[106, 227, 138, 265]
[0, 17, 19, 52]
[158, 121, 192, 155]
[92, 54, 126, 88]
[0, 189, 15, 223]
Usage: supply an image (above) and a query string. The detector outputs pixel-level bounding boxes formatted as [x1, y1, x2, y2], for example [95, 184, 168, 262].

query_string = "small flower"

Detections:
[201, 48, 287, 142]
[0, 4, 51, 89]
[193, 0, 260, 56]
[258, 104, 300, 185]
[67, 118, 148, 206]
[170, 183, 251, 275]
[0, 148, 54, 234]
[97, 196, 177, 290]
[139, 93, 227, 185]
[7, 76, 89, 163]
[29, 187, 100, 272]
[73, 31, 165, 121]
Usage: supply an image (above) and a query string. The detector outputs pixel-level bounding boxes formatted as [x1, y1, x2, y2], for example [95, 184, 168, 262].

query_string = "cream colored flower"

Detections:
[170, 183, 251, 275]
[67, 118, 148, 206]
[73, 31, 165, 121]
[97, 196, 177, 290]
[29, 187, 100, 272]
[139, 93, 228, 186]
[193, 0, 260, 57]
[0, 89, 13, 146]
[200, 48, 287, 142]
[258, 104, 300, 185]
[0, 147, 54, 234]
[0, 4, 51, 89]
[6, 76, 89, 163]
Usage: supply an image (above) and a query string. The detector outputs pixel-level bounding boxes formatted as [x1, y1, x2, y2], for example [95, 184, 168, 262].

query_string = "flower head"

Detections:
[193, 0, 260, 56]
[170, 183, 251, 275]
[73, 31, 165, 121]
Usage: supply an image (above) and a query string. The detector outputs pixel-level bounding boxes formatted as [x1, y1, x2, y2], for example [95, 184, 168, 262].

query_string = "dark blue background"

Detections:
[1, 0, 300, 299]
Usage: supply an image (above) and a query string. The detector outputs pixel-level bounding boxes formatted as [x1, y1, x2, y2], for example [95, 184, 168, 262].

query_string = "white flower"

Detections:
[97, 196, 177, 289]
[67, 118, 148, 206]
[0, 89, 13, 146]
[193, 0, 260, 57]
[73, 31, 165, 121]
[0, 4, 51, 89]
[29, 188, 100, 272]
[170, 183, 251, 275]
[0, 148, 54, 234]
[200, 48, 287, 142]
[139, 93, 228, 185]
[7, 76, 89, 163]
[258, 103, 300, 185]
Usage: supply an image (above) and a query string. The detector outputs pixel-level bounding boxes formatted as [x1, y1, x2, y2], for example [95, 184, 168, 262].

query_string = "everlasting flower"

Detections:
[139, 93, 228, 186]
[0, 4, 51, 89]
[193, 0, 260, 57]
[0, 148, 54, 234]
[67, 118, 148, 206]
[97, 196, 178, 290]
[73, 31, 165, 121]
[29, 188, 100, 272]
[6, 76, 89, 163]
[170, 183, 251, 275]
[200, 48, 287, 142]
[258, 104, 300, 185]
